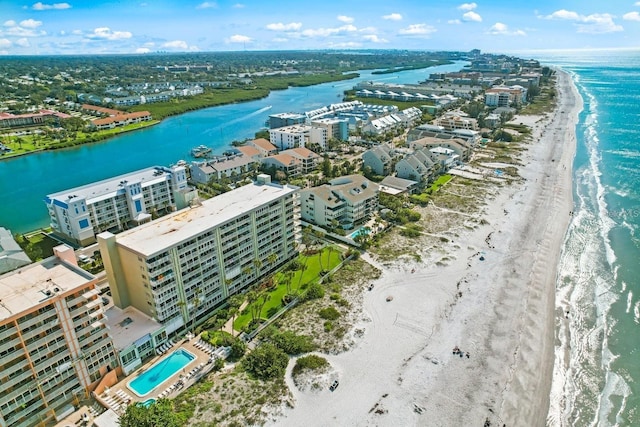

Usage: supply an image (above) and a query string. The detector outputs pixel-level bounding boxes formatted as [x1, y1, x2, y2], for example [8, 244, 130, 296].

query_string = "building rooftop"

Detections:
[46, 166, 178, 205]
[110, 181, 298, 256]
[249, 138, 277, 152]
[0, 257, 95, 322]
[0, 227, 31, 275]
[104, 305, 163, 350]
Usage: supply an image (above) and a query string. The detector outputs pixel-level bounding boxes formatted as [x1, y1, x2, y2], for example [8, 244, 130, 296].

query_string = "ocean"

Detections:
[540, 50, 640, 426]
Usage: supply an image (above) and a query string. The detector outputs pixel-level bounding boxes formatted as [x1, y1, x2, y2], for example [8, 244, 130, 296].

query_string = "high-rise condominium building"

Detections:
[98, 175, 300, 335]
[45, 165, 196, 247]
[0, 245, 117, 427]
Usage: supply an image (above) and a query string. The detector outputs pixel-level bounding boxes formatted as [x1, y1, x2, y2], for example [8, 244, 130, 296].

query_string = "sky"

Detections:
[1, 0, 640, 55]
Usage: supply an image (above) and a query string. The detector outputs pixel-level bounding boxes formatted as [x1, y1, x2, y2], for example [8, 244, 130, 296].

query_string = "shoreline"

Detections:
[0, 120, 161, 162]
[270, 69, 580, 426]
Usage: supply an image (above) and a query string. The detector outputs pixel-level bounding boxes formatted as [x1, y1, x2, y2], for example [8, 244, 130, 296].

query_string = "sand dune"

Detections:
[269, 70, 580, 427]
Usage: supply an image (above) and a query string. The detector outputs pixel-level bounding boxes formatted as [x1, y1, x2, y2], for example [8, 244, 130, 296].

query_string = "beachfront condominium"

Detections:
[45, 165, 197, 247]
[98, 175, 300, 335]
[0, 245, 117, 427]
[300, 174, 379, 230]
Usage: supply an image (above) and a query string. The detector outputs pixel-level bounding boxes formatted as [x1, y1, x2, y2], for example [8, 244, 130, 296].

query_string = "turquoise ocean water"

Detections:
[540, 50, 640, 426]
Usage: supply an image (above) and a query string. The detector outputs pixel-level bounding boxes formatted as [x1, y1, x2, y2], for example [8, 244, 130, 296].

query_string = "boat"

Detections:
[191, 145, 212, 158]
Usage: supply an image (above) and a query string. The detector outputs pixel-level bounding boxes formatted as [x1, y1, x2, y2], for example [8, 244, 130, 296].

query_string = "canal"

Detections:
[0, 61, 467, 233]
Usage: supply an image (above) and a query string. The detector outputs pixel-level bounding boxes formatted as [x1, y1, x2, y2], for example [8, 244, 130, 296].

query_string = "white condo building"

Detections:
[98, 175, 301, 335]
[45, 166, 197, 246]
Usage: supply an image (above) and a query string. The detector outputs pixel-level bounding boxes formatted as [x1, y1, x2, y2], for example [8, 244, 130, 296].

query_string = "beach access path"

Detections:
[269, 70, 580, 427]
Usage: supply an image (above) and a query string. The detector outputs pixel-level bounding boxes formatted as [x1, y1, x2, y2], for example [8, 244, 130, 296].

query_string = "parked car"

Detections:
[329, 380, 339, 391]
[78, 254, 90, 263]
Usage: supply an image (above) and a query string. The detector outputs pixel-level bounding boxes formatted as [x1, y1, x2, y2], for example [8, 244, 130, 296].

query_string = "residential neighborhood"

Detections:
[0, 49, 555, 427]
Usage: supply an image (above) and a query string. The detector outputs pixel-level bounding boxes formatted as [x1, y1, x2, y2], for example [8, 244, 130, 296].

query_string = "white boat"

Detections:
[191, 145, 212, 158]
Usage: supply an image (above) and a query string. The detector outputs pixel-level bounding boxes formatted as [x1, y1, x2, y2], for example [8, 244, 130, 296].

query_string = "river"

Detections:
[0, 61, 467, 233]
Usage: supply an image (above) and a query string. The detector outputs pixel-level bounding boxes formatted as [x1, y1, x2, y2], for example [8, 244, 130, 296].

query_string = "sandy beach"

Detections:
[267, 70, 581, 427]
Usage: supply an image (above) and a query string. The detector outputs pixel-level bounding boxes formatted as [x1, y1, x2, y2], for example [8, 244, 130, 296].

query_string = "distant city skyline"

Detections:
[1, 1, 640, 55]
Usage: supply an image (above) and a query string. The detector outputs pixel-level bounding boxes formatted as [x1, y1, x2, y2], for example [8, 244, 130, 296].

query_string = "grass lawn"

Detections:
[430, 174, 452, 191]
[0, 120, 159, 158]
[234, 246, 342, 330]
[15, 230, 59, 261]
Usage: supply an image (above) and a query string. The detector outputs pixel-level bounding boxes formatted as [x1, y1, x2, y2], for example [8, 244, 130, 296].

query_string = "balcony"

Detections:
[0, 335, 21, 354]
[81, 289, 99, 300]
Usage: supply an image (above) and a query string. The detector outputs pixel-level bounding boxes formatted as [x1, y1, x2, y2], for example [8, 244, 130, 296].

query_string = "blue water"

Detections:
[349, 227, 370, 239]
[128, 348, 195, 397]
[538, 50, 640, 426]
[0, 61, 466, 234]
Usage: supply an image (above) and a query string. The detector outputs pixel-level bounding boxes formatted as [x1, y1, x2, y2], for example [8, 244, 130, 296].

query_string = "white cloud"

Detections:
[196, 2, 217, 9]
[233, 3, 245, 8]
[0, 39, 11, 48]
[135, 47, 151, 53]
[623, 11, 640, 22]
[327, 41, 361, 48]
[577, 13, 623, 33]
[363, 34, 387, 43]
[463, 11, 482, 22]
[358, 26, 377, 33]
[383, 13, 402, 21]
[487, 22, 526, 36]
[448, 19, 462, 24]
[20, 19, 43, 28]
[541, 9, 623, 33]
[338, 15, 354, 24]
[226, 34, 251, 43]
[71, 29, 82, 35]
[635, 1, 640, 5]
[301, 24, 357, 38]
[162, 40, 188, 49]
[398, 23, 437, 36]
[15, 38, 30, 47]
[86, 27, 133, 40]
[266, 22, 302, 31]
[3, 21, 46, 37]
[458, 2, 477, 11]
[543, 9, 581, 20]
[32, 2, 71, 10]
[272, 37, 288, 42]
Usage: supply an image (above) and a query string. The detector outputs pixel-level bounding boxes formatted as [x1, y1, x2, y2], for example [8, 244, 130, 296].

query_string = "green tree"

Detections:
[242, 343, 289, 380]
[268, 330, 315, 355]
[119, 398, 181, 427]
[321, 155, 332, 177]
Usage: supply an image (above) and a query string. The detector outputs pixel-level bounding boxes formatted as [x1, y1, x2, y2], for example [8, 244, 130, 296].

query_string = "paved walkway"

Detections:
[221, 300, 248, 336]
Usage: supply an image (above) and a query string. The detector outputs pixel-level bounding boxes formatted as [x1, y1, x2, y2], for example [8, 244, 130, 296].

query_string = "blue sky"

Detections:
[1, 1, 640, 55]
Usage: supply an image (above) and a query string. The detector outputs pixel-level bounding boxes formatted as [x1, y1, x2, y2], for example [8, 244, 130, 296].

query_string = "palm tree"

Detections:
[256, 292, 271, 320]
[267, 253, 278, 273]
[253, 258, 263, 279]
[313, 230, 326, 272]
[246, 288, 258, 322]
[242, 265, 253, 288]
[190, 288, 202, 332]
[176, 299, 188, 331]
[227, 294, 244, 337]
[325, 245, 334, 272]
[284, 270, 295, 297]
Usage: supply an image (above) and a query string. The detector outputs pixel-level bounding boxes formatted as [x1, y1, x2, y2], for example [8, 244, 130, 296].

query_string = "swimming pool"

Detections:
[128, 348, 195, 397]
[349, 227, 370, 239]
[141, 398, 156, 407]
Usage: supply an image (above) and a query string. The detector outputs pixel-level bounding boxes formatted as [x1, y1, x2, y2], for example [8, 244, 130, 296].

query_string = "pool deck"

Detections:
[95, 337, 218, 415]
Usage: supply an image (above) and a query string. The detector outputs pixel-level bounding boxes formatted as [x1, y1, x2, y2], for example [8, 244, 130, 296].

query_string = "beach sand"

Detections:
[268, 70, 581, 427]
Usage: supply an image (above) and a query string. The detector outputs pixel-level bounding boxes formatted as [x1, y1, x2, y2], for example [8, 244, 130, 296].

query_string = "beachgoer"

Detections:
[466, 352, 470, 359]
